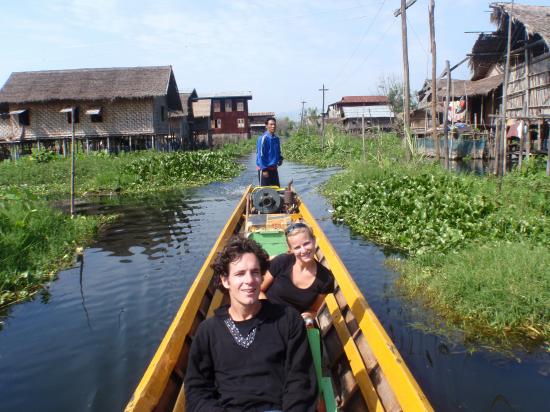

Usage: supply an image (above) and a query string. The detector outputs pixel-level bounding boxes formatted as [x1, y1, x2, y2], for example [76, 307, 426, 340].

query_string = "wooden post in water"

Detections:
[495, 118, 502, 175]
[537, 120, 542, 151]
[442, 60, 451, 169]
[362, 111, 366, 162]
[429, 0, 439, 160]
[70, 108, 76, 218]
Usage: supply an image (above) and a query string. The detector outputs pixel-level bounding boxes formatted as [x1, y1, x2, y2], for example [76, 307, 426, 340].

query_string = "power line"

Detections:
[331, 0, 388, 86]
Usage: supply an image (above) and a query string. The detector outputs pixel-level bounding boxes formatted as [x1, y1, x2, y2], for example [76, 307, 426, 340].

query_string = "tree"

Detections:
[377, 74, 417, 115]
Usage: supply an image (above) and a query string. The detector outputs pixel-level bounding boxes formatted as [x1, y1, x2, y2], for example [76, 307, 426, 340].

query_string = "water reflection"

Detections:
[0, 154, 548, 412]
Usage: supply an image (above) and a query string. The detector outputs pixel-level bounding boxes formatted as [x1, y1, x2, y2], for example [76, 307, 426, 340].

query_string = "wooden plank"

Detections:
[299, 201, 433, 411]
[206, 289, 224, 318]
[172, 385, 185, 412]
[325, 293, 384, 412]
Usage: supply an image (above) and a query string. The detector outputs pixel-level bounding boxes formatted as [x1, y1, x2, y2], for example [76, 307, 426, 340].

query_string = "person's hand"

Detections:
[301, 312, 315, 327]
[262, 170, 269, 177]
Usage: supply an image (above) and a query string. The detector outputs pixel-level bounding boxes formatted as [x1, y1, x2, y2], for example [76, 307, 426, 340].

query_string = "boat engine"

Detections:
[252, 187, 282, 214]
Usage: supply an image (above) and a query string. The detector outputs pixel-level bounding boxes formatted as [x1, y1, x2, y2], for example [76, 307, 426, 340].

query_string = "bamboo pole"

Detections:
[429, 0, 439, 160]
[443, 60, 451, 169]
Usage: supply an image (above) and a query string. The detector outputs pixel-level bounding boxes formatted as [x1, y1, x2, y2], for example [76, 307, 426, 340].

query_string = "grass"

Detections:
[0, 189, 110, 306]
[0, 139, 256, 307]
[286, 128, 550, 347]
[392, 241, 550, 347]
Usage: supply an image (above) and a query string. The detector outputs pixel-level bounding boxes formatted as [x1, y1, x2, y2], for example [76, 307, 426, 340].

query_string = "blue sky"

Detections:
[0, 0, 546, 118]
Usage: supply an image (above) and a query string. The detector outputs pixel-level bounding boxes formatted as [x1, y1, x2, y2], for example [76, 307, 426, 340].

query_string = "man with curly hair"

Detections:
[185, 236, 318, 412]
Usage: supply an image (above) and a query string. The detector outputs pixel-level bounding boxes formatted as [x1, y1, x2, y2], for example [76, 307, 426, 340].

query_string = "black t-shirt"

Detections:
[266, 253, 334, 313]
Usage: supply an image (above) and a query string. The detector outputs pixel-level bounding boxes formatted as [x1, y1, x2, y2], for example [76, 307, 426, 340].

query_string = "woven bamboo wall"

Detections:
[506, 52, 550, 118]
[0, 98, 156, 140]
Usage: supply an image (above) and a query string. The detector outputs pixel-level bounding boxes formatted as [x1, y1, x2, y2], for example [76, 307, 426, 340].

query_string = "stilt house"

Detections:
[0, 66, 183, 158]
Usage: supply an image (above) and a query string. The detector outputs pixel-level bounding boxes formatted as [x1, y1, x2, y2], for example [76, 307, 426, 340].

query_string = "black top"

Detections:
[184, 301, 318, 412]
[266, 253, 335, 313]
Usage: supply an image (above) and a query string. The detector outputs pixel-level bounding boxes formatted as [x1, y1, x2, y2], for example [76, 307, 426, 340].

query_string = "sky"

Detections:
[0, 0, 548, 119]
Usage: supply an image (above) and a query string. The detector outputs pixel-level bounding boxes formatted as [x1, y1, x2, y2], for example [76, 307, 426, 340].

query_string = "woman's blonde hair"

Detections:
[285, 222, 315, 242]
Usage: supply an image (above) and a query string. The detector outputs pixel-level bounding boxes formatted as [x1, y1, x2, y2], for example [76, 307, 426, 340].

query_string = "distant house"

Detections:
[169, 89, 197, 148]
[0, 66, 183, 158]
[193, 92, 252, 147]
[191, 99, 212, 147]
[249, 112, 275, 137]
[327, 96, 394, 132]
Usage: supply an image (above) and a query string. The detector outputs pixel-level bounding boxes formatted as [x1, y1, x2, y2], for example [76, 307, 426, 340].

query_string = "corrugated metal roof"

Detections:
[198, 91, 252, 99]
[249, 112, 275, 117]
[343, 105, 394, 119]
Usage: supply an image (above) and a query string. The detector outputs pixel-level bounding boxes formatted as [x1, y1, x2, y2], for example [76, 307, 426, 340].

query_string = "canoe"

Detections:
[125, 185, 433, 412]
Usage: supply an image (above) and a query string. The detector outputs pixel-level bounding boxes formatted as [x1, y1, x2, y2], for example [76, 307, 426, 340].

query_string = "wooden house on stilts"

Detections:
[412, 2, 550, 163]
[0, 66, 184, 159]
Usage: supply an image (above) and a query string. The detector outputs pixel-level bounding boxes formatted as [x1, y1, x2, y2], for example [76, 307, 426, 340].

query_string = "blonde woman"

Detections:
[261, 222, 334, 324]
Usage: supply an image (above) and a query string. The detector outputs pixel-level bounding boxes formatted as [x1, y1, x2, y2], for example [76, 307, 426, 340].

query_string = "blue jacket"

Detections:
[256, 131, 282, 170]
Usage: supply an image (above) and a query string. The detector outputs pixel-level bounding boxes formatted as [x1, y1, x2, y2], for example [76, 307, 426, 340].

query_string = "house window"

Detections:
[11, 109, 30, 126]
[216, 118, 222, 129]
[237, 118, 245, 128]
[161, 106, 165, 121]
[213, 100, 221, 112]
[67, 108, 80, 124]
[225, 99, 232, 112]
[86, 108, 103, 123]
[237, 100, 244, 111]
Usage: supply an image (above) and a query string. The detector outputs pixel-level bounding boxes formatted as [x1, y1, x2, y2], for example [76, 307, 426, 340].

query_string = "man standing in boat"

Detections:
[256, 116, 283, 187]
[185, 236, 318, 412]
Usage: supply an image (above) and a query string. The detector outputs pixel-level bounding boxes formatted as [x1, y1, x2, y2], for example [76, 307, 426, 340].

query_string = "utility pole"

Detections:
[300, 100, 306, 129]
[429, 0, 439, 160]
[319, 84, 328, 147]
[396, 0, 415, 161]
[500, 0, 514, 177]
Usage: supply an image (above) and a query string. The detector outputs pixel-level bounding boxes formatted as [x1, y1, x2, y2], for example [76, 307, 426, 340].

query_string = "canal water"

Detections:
[1, 154, 548, 411]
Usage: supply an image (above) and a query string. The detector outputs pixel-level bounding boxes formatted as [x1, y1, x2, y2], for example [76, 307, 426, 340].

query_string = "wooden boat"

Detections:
[125, 186, 433, 412]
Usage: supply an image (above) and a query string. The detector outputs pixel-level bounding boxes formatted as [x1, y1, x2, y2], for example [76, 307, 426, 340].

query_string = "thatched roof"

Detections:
[418, 75, 503, 106]
[469, 3, 550, 79]
[0, 66, 182, 109]
[491, 3, 550, 47]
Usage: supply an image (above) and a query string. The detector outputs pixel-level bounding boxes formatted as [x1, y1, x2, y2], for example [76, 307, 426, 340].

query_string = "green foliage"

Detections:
[331, 169, 550, 255]
[124, 150, 242, 190]
[284, 127, 402, 168]
[0, 141, 255, 196]
[394, 241, 550, 345]
[29, 148, 59, 163]
[286, 127, 550, 346]
[0, 188, 102, 306]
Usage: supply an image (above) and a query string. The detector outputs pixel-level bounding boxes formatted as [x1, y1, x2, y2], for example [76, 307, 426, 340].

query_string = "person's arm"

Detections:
[259, 271, 274, 299]
[282, 309, 319, 411]
[301, 293, 327, 320]
[184, 325, 224, 412]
